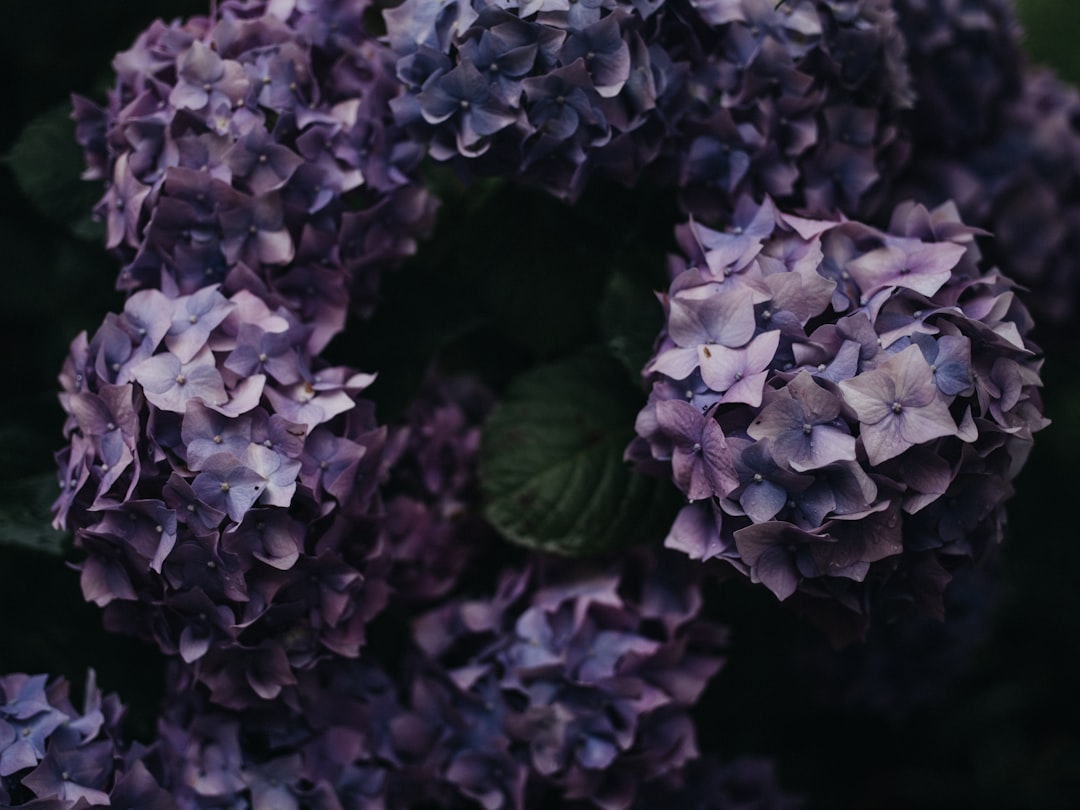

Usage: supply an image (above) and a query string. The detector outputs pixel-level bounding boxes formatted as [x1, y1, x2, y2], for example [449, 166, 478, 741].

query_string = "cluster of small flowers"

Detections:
[665, 0, 912, 219]
[382, 0, 912, 210]
[145, 550, 738, 810]
[72, 0, 436, 320]
[896, 68, 1080, 333]
[872, 0, 1080, 334]
[629, 195, 1046, 640]
[54, 283, 393, 709]
[403, 551, 725, 808]
[0, 672, 174, 808]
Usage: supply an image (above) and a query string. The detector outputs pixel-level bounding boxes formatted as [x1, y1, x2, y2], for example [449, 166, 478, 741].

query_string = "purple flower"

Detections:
[408, 552, 725, 806]
[416, 62, 520, 157]
[559, 13, 632, 99]
[654, 399, 737, 501]
[132, 347, 229, 413]
[166, 286, 235, 362]
[191, 454, 270, 523]
[748, 371, 856, 472]
[839, 344, 956, 466]
[169, 40, 251, 112]
[224, 128, 306, 196]
[634, 196, 1046, 639]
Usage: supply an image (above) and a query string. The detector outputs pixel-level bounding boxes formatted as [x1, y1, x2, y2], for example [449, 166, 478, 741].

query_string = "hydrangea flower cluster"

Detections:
[879, 0, 1080, 336]
[54, 284, 392, 708]
[666, 0, 913, 219]
[0, 672, 173, 808]
[381, 0, 913, 211]
[896, 68, 1080, 332]
[402, 551, 725, 808]
[72, 0, 437, 318]
[629, 195, 1046, 639]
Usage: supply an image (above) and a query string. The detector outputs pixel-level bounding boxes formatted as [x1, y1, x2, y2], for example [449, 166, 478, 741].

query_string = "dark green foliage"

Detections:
[4, 103, 103, 241]
[479, 350, 680, 555]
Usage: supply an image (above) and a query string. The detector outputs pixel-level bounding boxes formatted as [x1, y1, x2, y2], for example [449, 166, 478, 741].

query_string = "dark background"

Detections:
[1, 2, 1079, 808]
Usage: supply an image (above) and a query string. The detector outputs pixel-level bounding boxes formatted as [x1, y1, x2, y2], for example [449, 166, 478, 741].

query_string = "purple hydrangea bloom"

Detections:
[54, 286, 394, 708]
[630, 195, 1046, 642]
[382, 0, 683, 198]
[72, 0, 438, 320]
[405, 550, 726, 807]
[892, 66, 1080, 338]
[665, 0, 913, 219]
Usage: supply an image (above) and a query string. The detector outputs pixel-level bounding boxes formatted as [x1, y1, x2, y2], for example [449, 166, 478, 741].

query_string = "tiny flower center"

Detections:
[802, 423, 813, 435]
[891, 401, 903, 413]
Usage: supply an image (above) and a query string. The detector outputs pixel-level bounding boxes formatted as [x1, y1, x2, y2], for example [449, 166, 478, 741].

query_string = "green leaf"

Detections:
[4, 102, 103, 241]
[479, 350, 680, 556]
[599, 269, 664, 382]
[0, 473, 68, 556]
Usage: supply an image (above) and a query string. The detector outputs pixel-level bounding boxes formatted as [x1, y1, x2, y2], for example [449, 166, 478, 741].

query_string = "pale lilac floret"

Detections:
[133, 347, 229, 413]
[839, 344, 956, 466]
